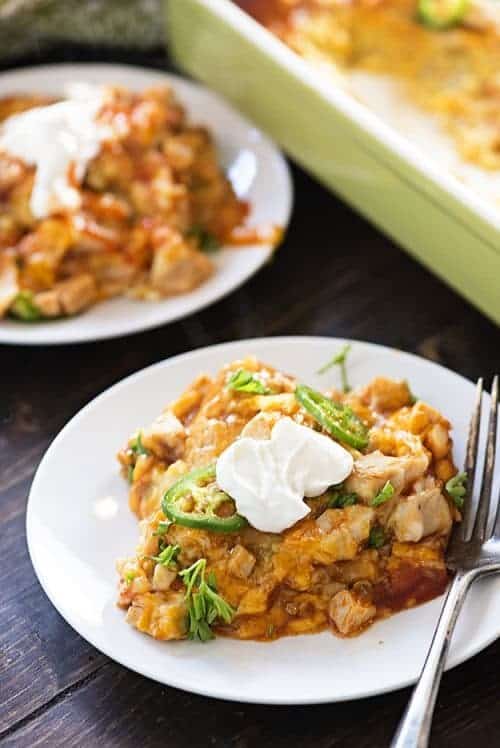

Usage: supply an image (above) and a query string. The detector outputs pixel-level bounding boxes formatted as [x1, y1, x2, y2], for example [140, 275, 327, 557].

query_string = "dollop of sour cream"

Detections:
[216, 417, 354, 533]
[0, 84, 110, 219]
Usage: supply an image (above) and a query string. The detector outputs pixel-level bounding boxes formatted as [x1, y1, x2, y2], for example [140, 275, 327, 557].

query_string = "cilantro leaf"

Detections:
[406, 380, 418, 405]
[227, 369, 273, 395]
[446, 471, 467, 509]
[317, 344, 352, 393]
[327, 490, 358, 509]
[179, 558, 235, 641]
[127, 464, 135, 484]
[130, 431, 150, 457]
[151, 544, 181, 568]
[368, 526, 386, 549]
[188, 226, 220, 253]
[153, 520, 173, 536]
[371, 481, 395, 507]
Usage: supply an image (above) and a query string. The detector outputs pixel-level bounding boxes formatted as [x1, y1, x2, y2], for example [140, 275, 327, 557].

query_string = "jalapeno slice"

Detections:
[162, 463, 247, 533]
[294, 384, 369, 449]
[417, 0, 469, 30]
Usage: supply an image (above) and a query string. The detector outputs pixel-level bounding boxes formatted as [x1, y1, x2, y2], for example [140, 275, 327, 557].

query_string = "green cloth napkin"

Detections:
[0, 0, 164, 60]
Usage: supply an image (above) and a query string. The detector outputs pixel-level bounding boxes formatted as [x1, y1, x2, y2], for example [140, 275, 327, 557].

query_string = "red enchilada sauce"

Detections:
[374, 562, 449, 615]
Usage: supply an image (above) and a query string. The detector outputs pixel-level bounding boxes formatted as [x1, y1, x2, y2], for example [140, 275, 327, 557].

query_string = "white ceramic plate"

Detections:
[0, 64, 292, 345]
[27, 337, 500, 704]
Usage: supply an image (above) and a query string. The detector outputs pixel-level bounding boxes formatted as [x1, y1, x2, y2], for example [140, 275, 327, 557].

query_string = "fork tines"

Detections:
[460, 376, 499, 544]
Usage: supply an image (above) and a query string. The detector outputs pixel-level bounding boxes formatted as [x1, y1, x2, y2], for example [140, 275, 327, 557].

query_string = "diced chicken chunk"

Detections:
[152, 563, 177, 591]
[345, 450, 429, 503]
[389, 486, 452, 542]
[406, 401, 445, 435]
[34, 273, 97, 317]
[116, 559, 151, 607]
[329, 589, 376, 635]
[358, 377, 412, 412]
[314, 505, 375, 563]
[339, 551, 380, 584]
[241, 412, 280, 440]
[253, 393, 298, 414]
[425, 423, 450, 460]
[33, 288, 59, 317]
[228, 544, 256, 579]
[58, 274, 98, 314]
[150, 238, 213, 295]
[141, 410, 186, 460]
[126, 592, 188, 640]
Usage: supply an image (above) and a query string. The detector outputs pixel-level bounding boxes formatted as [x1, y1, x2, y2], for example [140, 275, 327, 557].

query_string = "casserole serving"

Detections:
[0, 64, 292, 344]
[26, 336, 500, 702]
[0, 83, 248, 320]
[116, 352, 461, 642]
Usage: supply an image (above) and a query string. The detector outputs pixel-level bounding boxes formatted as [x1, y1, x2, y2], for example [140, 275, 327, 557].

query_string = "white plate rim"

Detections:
[26, 336, 500, 704]
[0, 63, 293, 345]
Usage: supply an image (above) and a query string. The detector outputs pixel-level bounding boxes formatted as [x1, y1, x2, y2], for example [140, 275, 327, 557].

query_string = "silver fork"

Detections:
[391, 375, 500, 748]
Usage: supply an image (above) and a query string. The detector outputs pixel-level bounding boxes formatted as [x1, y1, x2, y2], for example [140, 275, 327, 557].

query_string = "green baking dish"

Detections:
[166, 0, 500, 324]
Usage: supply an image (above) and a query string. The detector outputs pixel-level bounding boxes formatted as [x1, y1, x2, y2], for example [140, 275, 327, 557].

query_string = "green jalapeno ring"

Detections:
[162, 463, 248, 534]
[294, 384, 369, 450]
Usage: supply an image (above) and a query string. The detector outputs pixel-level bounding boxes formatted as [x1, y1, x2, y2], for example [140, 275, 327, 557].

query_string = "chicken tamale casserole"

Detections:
[116, 351, 466, 642]
[0, 84, 249, 321]
[237, 0, 500, 177]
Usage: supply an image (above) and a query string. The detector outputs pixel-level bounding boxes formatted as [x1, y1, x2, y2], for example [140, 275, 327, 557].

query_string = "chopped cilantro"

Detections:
[188, 226, 220, 253]
[130, 431, 150, 457]
[327, 490, 358, 509]
[153, 520, 173, 536]
[368, 526, 386, 549]
[151, 544, 181, 569]
[227, 369, 273, 395]
[371, 481, 395, 507]
[405, 380, 418, 405]
[446, 471, 467, 509]
[317, 344, 352, 393]
[179, 559, 234, 642]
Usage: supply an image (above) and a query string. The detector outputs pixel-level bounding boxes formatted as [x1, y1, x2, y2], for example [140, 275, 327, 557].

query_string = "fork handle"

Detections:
[391, 570, 476, 748]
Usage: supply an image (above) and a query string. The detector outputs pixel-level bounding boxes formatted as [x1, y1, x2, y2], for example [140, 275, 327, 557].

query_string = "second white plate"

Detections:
[27, 337, 500, 704]
[0, 64, 292, 345]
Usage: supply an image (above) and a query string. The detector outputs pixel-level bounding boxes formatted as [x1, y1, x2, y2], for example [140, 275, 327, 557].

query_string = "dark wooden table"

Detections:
[1, 45, 499, 748]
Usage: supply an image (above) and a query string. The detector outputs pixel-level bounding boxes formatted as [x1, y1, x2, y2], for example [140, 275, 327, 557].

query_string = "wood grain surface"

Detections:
[1, 45, 499, 748]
